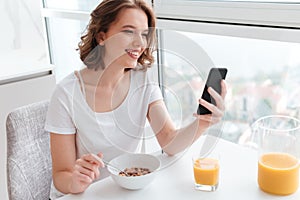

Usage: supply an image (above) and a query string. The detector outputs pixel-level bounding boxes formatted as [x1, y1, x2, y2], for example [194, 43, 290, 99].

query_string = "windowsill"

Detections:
[0, 50, 54, 85]
[0, 66, 54, 85]
[0, 63, 54, 85]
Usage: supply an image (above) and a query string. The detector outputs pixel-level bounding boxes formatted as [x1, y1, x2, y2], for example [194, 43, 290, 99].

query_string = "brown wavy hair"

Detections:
[78, 0, 156, 71]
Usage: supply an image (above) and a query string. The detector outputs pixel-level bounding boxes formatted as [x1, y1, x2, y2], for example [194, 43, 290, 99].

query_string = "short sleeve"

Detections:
[45, 85, 76, 134]
[149, 83, 163, 104]
[145, 69, 163, 104]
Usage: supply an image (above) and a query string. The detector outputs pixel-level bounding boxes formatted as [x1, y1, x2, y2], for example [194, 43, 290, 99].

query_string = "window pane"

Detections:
[43, 0, 100, 11]
[45, 18, 85, 81]
[159, 29, 300, 143]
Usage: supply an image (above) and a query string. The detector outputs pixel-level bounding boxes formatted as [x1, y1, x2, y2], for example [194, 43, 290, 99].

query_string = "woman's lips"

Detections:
[125, 49, 140, 59]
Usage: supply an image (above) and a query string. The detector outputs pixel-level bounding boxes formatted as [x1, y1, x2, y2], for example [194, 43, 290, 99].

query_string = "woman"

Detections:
[45, 0, 227, 199]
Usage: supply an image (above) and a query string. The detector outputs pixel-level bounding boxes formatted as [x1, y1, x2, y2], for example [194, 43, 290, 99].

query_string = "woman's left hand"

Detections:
[193, 80, 227, 126]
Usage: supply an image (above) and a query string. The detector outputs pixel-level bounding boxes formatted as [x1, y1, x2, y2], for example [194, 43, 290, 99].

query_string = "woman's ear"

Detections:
[97, 32, 106, 46]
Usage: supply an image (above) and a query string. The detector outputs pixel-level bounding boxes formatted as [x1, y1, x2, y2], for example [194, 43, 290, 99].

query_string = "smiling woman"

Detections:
[45, 1, 160, 198]
[44, 0, 227, 199]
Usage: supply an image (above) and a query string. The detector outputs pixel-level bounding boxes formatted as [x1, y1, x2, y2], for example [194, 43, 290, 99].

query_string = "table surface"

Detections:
[58, 135, 300, 200]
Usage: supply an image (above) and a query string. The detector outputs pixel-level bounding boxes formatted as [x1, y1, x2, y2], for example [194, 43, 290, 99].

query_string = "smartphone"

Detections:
[197, 68, 228, 115]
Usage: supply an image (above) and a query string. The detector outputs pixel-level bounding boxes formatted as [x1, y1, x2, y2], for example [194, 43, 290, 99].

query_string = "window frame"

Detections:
[156, 18, 300, 43]
[154, 1, 300, 29]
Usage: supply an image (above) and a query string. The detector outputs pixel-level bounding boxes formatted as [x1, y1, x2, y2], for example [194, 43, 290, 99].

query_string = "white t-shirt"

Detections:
[45, 69, 163, 199]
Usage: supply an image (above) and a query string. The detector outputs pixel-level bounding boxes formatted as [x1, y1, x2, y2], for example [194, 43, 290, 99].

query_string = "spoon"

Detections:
[102, 159, 130, 177]
[91, 154, 129, 176]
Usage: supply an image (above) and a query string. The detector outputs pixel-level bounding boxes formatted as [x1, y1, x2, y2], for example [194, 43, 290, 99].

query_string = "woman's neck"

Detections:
[80, 66, 130, 89]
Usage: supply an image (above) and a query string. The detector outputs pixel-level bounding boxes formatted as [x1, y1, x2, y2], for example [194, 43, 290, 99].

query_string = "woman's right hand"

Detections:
[69, 153, 105, 193]
[50, 134, 105, 194]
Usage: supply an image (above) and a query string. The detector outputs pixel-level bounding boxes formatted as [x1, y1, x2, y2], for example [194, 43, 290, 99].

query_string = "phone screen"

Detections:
[197, 68, 227, 115]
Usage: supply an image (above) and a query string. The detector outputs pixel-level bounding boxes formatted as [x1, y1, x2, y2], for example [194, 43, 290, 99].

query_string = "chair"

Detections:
[6, 101, 52, 200]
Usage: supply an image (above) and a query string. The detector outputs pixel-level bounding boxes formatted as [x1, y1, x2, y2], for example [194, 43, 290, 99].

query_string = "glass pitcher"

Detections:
[251, 115, 300, 195]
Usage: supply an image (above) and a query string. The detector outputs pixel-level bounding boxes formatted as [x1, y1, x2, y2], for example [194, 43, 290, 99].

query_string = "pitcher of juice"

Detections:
[251, 115, 300, 195]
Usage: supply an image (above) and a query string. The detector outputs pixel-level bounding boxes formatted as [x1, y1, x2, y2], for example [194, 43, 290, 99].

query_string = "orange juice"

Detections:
[193, 158, 219, 186]
[258, 152, 300, 195]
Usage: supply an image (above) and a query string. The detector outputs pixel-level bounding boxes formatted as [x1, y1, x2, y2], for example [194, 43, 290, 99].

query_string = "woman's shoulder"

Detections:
[57, 72, 77, 85]
[55, 72, 78, 89]
[52, 72, 79, 96]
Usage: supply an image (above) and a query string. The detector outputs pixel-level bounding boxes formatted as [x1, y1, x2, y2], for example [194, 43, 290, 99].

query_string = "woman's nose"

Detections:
[132, 33, 146, 48]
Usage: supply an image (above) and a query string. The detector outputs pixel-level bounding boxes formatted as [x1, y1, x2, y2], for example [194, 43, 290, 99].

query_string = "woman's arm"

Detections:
[148, 81, 227, 156]
[50, 133, 104, 194]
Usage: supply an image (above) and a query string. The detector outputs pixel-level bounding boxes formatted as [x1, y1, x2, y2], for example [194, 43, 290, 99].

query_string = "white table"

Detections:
[58, 135, 300, 200]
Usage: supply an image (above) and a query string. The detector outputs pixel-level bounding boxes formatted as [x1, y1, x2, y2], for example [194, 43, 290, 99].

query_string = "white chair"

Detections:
[6, 101, 52, 200]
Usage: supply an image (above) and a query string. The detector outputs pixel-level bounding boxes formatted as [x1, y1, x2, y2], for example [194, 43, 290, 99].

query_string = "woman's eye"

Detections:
[142, 33, 148, 38]
[123, 30, 134, 34]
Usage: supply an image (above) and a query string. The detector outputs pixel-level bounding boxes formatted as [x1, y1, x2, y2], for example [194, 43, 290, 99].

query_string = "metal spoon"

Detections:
[102, 159, 130, 177]
[91, 154, 129, 176]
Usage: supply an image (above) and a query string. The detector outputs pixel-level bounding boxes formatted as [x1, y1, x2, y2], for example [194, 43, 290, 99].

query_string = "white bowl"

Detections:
[107, 153, 160, 190]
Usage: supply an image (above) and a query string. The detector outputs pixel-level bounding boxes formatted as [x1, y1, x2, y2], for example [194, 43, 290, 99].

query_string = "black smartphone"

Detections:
[197, 68, 228, 115]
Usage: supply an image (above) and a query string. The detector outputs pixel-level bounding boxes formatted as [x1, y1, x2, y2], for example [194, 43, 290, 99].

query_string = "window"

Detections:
[158, 28, 300, 143]
[155, 0, 300, 144]
[44, 17, 86, 81]
[41, 1, 92, 81]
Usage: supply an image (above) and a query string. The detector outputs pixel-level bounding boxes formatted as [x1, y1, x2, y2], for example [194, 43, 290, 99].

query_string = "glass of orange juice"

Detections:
[252, 115, 300, 195]
[192, 154, 220, 191]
